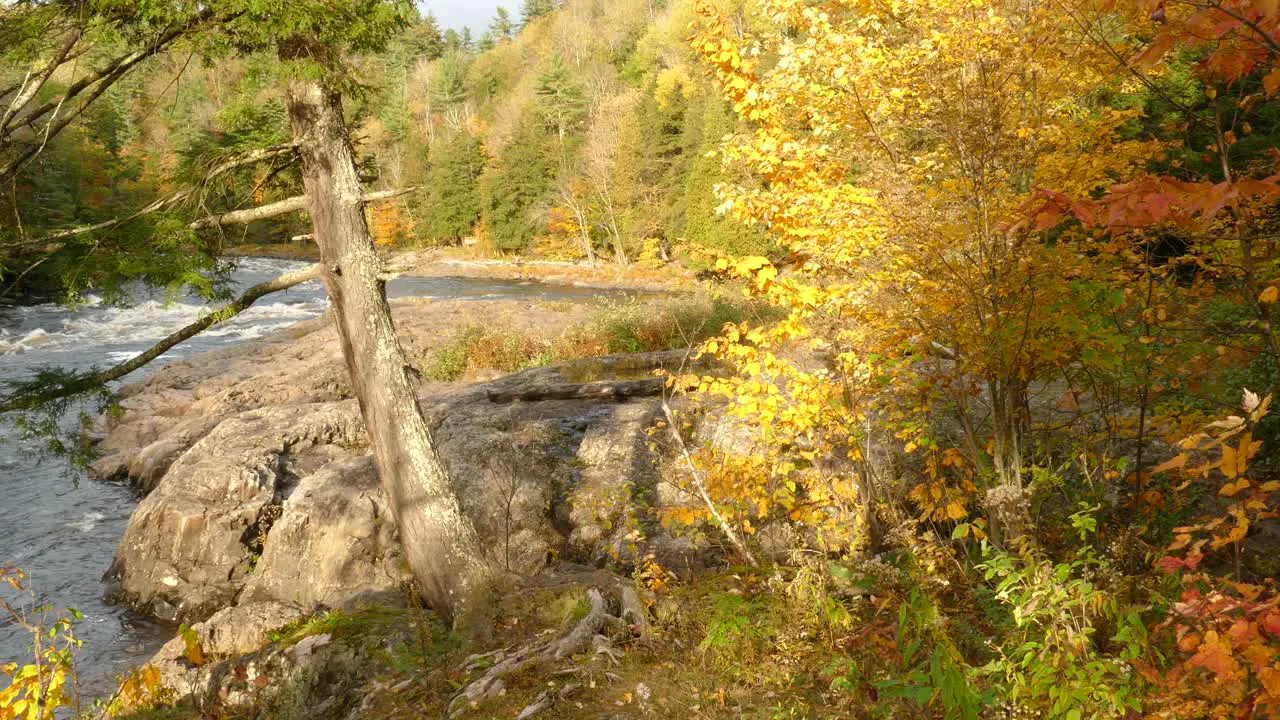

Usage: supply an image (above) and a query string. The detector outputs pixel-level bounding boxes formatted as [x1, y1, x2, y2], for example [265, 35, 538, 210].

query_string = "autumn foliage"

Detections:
[659, 0, 1280, 717]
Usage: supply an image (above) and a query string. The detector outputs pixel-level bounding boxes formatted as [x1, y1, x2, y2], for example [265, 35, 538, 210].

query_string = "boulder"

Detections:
[240, 456, 410, 608]
[106, 402, 367, 623]
[148, 600, 309, 702]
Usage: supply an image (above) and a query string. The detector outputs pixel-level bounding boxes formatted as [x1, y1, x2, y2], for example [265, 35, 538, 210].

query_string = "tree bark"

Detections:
[486, 378, 665, 403]
[284, 78, 490, 623]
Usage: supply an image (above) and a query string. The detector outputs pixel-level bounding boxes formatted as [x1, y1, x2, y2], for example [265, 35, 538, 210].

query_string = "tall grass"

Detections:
[421, 295, 752, 381]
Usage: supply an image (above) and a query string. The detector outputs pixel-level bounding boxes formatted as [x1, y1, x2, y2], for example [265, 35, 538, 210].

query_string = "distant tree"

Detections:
[422, 133, 486, 243]
[482, 121, 554, 252]
[443, 28, 463, 53]
[416, 13, 446, 60]
[429, 51, 472, 131]
[534, 51, 587, 148]
[521, 0, 555, 26]
[460, 26, 475, 52]
[430, 52, 470, 108]
[490, 7, 516, 40]
[477, 31, 495, 52]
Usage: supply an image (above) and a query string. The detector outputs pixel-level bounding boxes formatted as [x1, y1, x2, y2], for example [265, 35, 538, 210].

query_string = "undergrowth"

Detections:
[421, 294, 754, 381]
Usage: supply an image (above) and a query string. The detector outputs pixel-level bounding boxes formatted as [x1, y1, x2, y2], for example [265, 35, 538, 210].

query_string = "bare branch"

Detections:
[13, 144, 300, 247]
[188, 187, 414, 230]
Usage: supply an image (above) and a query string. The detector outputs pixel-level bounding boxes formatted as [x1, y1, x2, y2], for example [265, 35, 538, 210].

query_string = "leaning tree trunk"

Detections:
[285, 78, 490, 623]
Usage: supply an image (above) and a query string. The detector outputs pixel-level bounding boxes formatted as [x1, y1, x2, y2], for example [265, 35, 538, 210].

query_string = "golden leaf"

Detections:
[1219, 478, 1251, 497]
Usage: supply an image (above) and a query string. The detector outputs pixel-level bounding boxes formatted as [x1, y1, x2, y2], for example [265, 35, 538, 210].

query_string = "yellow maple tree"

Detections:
[685, 0, 1163, 546]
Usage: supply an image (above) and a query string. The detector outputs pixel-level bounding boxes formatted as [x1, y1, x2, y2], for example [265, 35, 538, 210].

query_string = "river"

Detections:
[0, 256, 615, 700]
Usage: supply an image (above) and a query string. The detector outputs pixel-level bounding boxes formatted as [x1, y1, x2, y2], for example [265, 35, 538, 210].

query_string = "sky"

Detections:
[420, 0, 516, 32]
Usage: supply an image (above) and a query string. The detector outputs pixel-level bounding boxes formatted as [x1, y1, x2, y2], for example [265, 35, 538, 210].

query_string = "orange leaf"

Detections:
[1152, 453, 1188, 474]
[1179, 632, 1202, 652]
[1188, 631, 1241, 680]
[1134, 34, 1175, 70]
[1261, 665, 1280, 699]
[1263, 611, 1280, 639]
[1265, 69, 1280, 95]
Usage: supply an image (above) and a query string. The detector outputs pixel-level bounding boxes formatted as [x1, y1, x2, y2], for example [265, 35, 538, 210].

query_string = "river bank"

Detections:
[0, 258, 678, 699]
[83, 286, 748, 718]
[222, 244, 699, 293]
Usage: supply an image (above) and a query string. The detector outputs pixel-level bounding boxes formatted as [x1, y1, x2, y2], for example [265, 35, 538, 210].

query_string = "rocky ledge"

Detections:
[91, 294, 728, 653]
[102, 351, 712, 626]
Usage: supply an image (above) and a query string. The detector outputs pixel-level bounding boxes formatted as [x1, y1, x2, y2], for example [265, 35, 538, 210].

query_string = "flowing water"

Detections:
[0, 257, 619, 699]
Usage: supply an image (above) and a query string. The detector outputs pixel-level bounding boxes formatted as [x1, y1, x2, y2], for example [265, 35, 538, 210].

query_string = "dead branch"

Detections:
[187, 187, 413, 231]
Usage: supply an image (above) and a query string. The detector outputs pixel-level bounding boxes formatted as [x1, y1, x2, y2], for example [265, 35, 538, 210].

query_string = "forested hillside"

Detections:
[0, 0, 766, 304]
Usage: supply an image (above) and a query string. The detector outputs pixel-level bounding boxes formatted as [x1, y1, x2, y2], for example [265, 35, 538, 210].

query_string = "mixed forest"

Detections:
[4, 0, 1280, 718]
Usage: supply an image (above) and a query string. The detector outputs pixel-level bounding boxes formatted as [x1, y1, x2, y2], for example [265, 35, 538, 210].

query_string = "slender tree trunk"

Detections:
[285, 78, 490, 623]
[984, 375, 1032, 548]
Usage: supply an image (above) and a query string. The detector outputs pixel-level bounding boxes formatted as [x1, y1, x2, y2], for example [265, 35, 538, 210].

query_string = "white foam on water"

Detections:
[67, 512, 107, 533]
[0, 327, 60, 355]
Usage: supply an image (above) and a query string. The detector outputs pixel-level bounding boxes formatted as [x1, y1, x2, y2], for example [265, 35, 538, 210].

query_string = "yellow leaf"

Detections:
[1219, 478, 1250, 497]
[1259, 286, 1279, 304]
[944, 501, 968, 520]
[1220, 443, 1239, 479]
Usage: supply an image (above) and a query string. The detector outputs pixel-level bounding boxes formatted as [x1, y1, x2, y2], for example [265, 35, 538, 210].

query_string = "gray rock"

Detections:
[106, 402, 366, 622]
[149, 601, 308, 700]
[240, 456, 410, 608]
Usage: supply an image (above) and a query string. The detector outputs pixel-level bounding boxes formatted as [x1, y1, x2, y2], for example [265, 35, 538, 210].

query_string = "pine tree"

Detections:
[521, 0, 555, 26]
[482, 121, 554, 252]
[416, 13, 445, 61]
[534, 51, 587, 147]
[681, 95, 770, 257]
[422, 133, 486, 243]
[490, 7, 515, 40]
[430, 52, 469, 109]
[443, 28, 463, 53]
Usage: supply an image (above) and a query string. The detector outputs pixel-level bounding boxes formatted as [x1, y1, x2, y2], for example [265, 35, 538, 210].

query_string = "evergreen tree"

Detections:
[534, 51, 587, 146]
[430, 51, 470, 109]
[482, 121, 554, 252]
[490, 7, 515, 40]
[443, 28, 463, 53]
[477, 31, 495, 52]
[422, 133, 486, 243]
[415, 13, 445, 61]
[521, 0, 555, 26]
[460, 26, 474, 52]
[681, 96, 770, 256]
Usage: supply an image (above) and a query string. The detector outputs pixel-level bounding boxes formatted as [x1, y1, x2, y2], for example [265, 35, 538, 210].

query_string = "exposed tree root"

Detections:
[447, 585, 638, 719]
